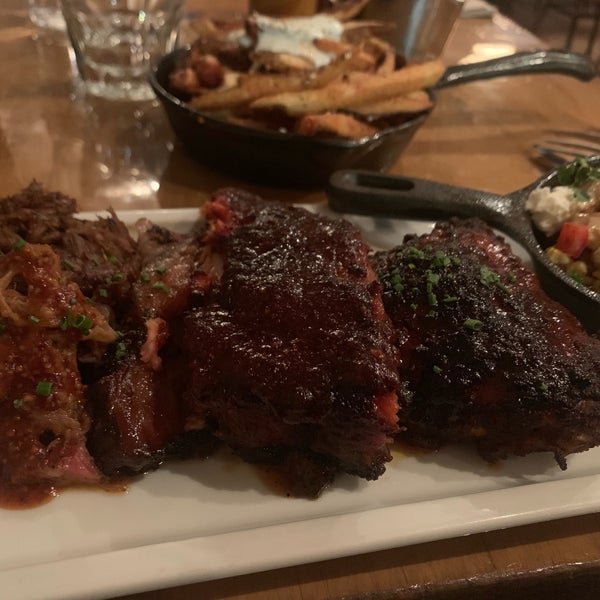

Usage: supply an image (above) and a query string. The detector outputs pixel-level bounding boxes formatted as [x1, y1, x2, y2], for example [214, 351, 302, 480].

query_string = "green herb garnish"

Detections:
[13, 237, 26, 250]
[63, 258, 76, 271]
[464, 318, 483, 331]
[115, 341, 127, 360]
[35, 381, 53, 397]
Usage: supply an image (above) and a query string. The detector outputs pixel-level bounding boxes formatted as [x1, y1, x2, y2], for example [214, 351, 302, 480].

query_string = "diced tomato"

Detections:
[555, 222, 589, 259]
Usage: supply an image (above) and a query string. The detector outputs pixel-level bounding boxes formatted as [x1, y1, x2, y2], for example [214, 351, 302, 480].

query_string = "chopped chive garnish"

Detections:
[432, 365, 442, 374]
[92, 256, 101, 266]
[74, 314, 93, 335]
[13, 237, 26, 250]
[98, 288, 108, 298]
[29, 315, 40, 324]
[152, 283, 169, 293]
[0, 323, 5, 333]
[155, 265, 167, 274]
[35, 381, 53, 397]
[431, 251, 451, 268]
[115, 341, 127, 360]
[406, 247, 425, 260]
[426, 310, 438, 318]
[410, 303, 417, 311]
[112, 273, 125, 282]
[442, 296, 458, 303]
[59, 310, 93, 334]
[63, 258, 76, 270]
[13, 399, 23, 409]
[464, 318, 483, 331]
[427, 292, 438, 306]
[508, 273, 516, 282]
[108, 255, 120, 265]
[426, 271, 440, 286]
[539, 382, 548, 392]
[140, 272, 151, 283]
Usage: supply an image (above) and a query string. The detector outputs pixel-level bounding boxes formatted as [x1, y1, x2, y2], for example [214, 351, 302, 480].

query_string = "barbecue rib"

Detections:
[183, 190, 400, 496]
[372, 219, 600, 467]
[86, 223, 204, 475]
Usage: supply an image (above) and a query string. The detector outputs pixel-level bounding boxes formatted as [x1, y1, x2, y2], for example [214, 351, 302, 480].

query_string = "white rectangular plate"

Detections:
[2, 208, 599, 600]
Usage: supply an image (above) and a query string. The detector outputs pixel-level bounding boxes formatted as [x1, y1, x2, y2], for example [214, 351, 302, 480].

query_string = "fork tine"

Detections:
[532, 129, 600, 167]
[532, 144, 571, 168]
[545, 129, 600, 144]
[540, 139, 600, 155]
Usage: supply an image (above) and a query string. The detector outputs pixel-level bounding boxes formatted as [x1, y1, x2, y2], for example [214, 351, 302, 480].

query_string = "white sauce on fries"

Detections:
[253, 13, 343, 68]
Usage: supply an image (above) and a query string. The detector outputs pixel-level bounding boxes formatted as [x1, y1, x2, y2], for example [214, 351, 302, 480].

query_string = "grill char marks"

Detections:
[372, 218, 600, 467]
[184, 189, 400, 496]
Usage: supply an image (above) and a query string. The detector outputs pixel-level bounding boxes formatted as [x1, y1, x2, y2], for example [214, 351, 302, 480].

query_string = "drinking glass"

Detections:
[61, 0, 184, 101]
[28, 0, 66, 33]
[360, 0, 465, 60]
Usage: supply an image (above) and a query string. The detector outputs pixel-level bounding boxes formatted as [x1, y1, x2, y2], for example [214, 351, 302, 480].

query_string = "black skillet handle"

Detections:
[327, 170, 529, 243]
[437, 50, 596, 89]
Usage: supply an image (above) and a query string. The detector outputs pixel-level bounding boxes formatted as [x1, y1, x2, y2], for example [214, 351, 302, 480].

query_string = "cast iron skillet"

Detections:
[150, 50, 595, 187]
[326, 156, 600, 332]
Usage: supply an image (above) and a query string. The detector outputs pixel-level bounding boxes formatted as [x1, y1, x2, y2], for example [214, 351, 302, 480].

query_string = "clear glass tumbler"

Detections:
[360, 0, 465, 61]
[61, 0, 184, 101]
[28, 0, 66, 33]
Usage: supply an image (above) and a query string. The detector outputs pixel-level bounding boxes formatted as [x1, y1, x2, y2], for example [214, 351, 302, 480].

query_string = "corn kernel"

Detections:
[592, 247, 600, 268]
[545, 246, 571, 267]
[587, 226, 600, 250]
[569, 260, 588, 276]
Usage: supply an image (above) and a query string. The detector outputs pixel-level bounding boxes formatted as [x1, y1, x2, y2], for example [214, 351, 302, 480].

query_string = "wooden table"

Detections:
[2, 2, 600, 599]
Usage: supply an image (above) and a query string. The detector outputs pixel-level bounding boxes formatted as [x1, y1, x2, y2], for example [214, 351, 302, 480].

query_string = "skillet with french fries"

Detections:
[168, 12, 442, 140]
[149, 12, 595, 186]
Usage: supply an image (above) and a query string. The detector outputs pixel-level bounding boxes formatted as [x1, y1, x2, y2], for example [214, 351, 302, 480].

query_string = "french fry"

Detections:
[191, 50, 376, 110]
[295, 112, 377, 139]
[171, 13, 447, 140]
[347, 90, 433, 116]
[250, 59, 445, 116]
[191, 72, 307, 110]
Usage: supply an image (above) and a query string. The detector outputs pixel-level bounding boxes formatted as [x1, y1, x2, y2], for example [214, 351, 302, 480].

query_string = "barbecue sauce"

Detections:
[0, 483, 56, 510]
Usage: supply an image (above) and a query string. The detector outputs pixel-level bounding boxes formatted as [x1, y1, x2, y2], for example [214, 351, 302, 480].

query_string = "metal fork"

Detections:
[532, 129, 600, 167]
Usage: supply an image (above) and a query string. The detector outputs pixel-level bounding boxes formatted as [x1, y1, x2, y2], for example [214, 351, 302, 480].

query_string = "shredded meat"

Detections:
[0, 243, 116, 492]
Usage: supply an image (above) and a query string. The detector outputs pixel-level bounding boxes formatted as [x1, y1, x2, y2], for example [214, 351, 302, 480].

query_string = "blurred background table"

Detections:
[1, 1, 600, 599]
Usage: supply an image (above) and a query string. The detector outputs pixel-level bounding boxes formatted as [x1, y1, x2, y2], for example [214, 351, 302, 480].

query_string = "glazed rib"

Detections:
[183, 189, 400, 496]
[372, 218, 600, 467]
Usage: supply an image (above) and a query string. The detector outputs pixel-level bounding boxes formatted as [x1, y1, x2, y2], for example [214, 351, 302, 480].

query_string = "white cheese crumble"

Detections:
[253, 14, 343, 68]
[525, 186, 579, 235]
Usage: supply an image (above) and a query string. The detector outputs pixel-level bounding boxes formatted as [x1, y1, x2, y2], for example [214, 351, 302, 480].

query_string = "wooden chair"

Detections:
[536, 0, 600, 55]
